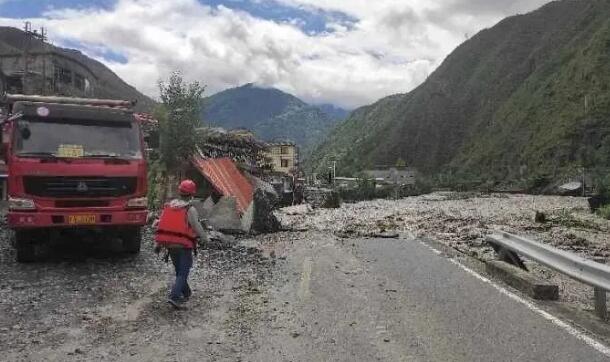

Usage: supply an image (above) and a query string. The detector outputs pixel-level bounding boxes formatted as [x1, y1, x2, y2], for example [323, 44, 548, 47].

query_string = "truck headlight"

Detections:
[9, 197, 36, 210]
[126, 197, 147, 209]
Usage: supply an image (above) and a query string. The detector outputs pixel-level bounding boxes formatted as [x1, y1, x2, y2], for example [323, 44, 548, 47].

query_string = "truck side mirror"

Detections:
[20, 126, 30, 140]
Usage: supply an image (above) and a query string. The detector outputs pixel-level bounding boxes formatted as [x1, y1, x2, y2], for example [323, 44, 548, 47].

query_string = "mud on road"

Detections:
[0, 220, 283, 361]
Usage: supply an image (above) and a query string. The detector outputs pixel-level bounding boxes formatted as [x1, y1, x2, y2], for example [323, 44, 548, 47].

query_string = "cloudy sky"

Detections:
[0, 0, 552, 108]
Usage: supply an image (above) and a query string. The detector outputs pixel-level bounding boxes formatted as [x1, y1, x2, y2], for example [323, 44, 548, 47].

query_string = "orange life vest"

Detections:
[155, 204, 197, 249]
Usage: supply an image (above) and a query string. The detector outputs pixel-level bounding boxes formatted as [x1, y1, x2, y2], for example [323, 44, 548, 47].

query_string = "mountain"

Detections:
[0, 26, 155, 111]
[202, 83, 345, 154]
[316, 104, 350, 120]
[309, 0, 610, 187]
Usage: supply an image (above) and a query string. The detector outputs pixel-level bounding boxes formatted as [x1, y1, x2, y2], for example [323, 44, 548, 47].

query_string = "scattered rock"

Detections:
[372, 232, 399, 239]
[282, 204, 313, 216]
[204, 230, 237, 250]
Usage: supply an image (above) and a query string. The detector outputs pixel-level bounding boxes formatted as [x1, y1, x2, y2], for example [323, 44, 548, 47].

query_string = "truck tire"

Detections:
[14, 230, 36, 263]
[122, 227, 142, 254]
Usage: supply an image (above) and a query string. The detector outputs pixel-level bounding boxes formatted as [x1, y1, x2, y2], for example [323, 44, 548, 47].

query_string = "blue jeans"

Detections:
[169, 248, 193, 302]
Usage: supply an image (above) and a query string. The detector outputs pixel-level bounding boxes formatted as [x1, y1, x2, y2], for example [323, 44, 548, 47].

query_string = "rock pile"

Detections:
[304, 187, 341, 209]
[278, 192, 609, 261]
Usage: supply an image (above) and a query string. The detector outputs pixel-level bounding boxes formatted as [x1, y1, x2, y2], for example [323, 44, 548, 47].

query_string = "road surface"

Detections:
[1, 228, 609, 361]
[248, 236, 610, 361]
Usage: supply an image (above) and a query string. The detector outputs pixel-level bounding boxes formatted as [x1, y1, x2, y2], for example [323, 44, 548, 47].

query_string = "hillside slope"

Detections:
[0, 26, 155, 111]
[309, 0, 610, 185]
[203, 83, 344, 154]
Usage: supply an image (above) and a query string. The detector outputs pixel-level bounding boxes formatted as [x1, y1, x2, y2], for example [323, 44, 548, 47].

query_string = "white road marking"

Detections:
[420, 241, 610, 357]
[298, 258, 313, 300]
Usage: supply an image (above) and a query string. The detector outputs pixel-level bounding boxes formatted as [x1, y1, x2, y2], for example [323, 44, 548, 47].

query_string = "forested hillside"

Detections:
[309, 0, 610, 188]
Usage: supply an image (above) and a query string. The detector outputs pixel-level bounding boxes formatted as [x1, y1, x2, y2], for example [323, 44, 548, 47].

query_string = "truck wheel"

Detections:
[15, 230, 36, 263]
[122, 227, 142, 254]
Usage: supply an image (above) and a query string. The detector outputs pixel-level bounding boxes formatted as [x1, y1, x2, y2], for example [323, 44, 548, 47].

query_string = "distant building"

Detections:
[0, 44, 97, 97]
[364, 167, 418, 186]
[264, 142, 299, 175]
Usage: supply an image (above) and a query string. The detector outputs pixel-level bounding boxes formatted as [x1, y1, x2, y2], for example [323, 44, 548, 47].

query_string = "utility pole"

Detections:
[21, 22, 47, 95]
[40, 27, 48, 95]
[585, 95, 589, 113]
[582, 166, 586, 197]
[22, 22, 32, 93]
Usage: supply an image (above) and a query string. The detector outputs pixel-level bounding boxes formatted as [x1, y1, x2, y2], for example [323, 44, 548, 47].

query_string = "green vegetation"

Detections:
[146, 159, 165, 210]
[592, 172, 610, 199]
[309, 0, 610, 190]
[157, 72, 205, 173]
[597, 205, 610, 220]
[146, 72, 205, 208]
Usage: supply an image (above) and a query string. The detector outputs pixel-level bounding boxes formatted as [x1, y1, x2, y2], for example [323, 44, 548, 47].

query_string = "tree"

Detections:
[157, 72, 205, 173]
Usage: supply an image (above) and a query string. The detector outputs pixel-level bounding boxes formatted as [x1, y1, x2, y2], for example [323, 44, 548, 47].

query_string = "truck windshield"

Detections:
[13, 118, 143, 159]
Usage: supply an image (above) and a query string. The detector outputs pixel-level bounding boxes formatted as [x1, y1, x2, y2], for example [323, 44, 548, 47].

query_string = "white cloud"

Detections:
[0, 0, 552, 108]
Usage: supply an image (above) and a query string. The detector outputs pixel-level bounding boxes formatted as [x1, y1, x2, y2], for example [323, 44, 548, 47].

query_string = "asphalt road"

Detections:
[250, 236, 610, 362]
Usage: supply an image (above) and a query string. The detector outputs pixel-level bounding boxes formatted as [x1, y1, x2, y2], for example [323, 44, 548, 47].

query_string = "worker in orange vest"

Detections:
[154, 179, 207, 309]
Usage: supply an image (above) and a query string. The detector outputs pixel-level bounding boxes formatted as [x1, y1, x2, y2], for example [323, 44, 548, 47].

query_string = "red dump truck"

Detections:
[0, 94, 148, 262]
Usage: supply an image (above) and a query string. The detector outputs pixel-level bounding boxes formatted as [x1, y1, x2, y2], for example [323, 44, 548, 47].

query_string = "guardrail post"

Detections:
[594, 287, 607, 320]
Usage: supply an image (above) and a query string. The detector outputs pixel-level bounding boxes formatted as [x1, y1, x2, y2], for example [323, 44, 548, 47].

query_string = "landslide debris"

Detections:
[277, 192, 610, 261]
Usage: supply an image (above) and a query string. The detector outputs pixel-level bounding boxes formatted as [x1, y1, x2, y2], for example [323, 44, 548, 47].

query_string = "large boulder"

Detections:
[192, 197, 215, 220]
[207, 196, 244, 234]
[304, 187, 341, 209]
[246, 176, 281, 233]
[251, 188, 282, 233]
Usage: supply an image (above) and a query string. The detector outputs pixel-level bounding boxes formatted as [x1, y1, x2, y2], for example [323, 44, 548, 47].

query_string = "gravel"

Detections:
[0, 221, 277, 361]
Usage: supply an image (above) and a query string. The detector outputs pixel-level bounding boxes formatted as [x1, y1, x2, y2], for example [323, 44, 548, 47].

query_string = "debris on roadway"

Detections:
[277, 192, 610, 311]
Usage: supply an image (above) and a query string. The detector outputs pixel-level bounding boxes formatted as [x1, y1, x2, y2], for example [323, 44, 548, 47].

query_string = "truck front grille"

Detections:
[24, 176, 137, 198]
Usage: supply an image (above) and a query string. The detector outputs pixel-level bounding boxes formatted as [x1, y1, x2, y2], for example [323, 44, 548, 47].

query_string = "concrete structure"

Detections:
[364, 167, 418, 186]
[264, 142, 298, 174]
[0, 44, 97, 97]
[335, 177, 359, 189]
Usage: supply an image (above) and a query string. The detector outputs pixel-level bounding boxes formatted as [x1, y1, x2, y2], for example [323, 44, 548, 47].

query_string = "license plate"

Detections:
[68, 215, 96, 224]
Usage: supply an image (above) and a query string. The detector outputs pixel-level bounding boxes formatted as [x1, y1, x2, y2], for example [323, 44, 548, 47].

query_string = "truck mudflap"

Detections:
[8, 210, 148, 228]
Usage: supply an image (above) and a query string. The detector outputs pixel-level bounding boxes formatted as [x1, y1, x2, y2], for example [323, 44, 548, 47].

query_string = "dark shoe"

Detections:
[167, 298, 186, 310]
[176, 295, 189, 303]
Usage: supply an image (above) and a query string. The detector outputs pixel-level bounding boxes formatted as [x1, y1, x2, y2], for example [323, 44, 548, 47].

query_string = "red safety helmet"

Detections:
[178, 179, 197, 196]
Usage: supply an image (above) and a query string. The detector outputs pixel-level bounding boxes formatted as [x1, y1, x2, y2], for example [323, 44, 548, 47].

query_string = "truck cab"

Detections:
[0, 94, 148, 262]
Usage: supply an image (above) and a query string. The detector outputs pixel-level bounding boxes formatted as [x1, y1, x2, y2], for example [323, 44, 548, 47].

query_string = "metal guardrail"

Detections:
[486, 231, 610, 320]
